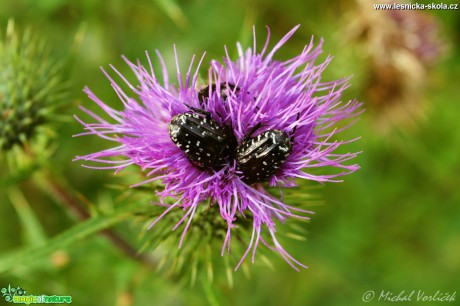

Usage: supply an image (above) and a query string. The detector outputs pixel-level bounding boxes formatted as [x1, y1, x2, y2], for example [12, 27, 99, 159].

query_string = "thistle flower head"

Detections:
[386, 9, 444, 65]
[75, 26, 361, 270]
[343, 0, 447, 133]
[0, 20, 64, 152]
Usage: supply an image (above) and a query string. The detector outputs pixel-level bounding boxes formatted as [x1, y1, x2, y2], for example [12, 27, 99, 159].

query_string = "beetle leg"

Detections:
[244, 122, 262, 142]
[290, 112, 300, 140]
[294, 113, 300, 132]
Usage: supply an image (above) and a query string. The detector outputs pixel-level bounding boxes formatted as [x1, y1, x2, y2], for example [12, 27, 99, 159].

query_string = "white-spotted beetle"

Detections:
[168, 108, 237, 171]
[169, 83, 240, 171]
[235, 125, 293, 184]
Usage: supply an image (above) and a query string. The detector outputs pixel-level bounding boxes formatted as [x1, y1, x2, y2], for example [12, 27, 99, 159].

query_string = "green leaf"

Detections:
[154, 0, 189, 29]
[0, 201, 146, 274]
[7, 186, 48, 247]
[0, 161, 41, 187]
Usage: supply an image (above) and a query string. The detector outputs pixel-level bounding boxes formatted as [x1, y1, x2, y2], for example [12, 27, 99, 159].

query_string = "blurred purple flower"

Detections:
[75, 25, 361, 270]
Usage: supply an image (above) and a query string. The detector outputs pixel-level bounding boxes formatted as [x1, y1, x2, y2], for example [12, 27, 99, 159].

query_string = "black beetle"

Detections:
[198, 83, 238, 105]
[236, 126, 292, 184]
[168, 108, 237, 171]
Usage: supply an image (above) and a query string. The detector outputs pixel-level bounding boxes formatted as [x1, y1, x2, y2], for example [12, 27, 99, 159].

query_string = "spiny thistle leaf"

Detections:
[0, 19, 65, 151]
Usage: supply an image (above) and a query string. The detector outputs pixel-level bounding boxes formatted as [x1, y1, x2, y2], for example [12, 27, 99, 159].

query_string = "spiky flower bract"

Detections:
[0, 20, 65, 152]
[75, 25, 361, 270]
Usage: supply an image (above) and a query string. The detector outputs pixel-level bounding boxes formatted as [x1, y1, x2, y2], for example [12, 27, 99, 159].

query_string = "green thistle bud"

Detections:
[137, 201, 255, 285]
[134, 188, 312, 286]
[0, 20, 64, 151]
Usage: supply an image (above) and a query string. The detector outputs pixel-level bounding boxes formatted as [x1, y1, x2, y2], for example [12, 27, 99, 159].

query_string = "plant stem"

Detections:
[36, 171, 153, 265]
[0, 201, 147, 274]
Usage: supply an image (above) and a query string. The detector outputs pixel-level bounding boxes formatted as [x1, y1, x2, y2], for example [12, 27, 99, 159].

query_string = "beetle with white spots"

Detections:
[235, 129, 293, 184]
[168, 111, 236, 171]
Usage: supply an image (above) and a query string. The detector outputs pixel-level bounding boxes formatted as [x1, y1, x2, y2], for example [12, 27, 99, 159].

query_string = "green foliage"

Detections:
[0, 20, 65, 151]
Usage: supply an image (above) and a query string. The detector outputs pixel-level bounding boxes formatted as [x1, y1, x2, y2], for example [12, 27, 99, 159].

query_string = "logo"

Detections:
[2, 285, 27, 302]
[1, 285, 72, 304]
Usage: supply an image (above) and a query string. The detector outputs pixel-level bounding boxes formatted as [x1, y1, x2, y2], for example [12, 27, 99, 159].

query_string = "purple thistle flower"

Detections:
[74, 25, 361, 271]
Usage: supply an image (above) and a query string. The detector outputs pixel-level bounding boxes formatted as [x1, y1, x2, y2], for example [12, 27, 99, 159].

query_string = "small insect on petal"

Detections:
[236, 129, 292, 184]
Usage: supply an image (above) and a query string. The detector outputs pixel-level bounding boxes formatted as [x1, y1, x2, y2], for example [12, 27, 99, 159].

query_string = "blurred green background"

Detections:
[1, 0, 459, 305]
